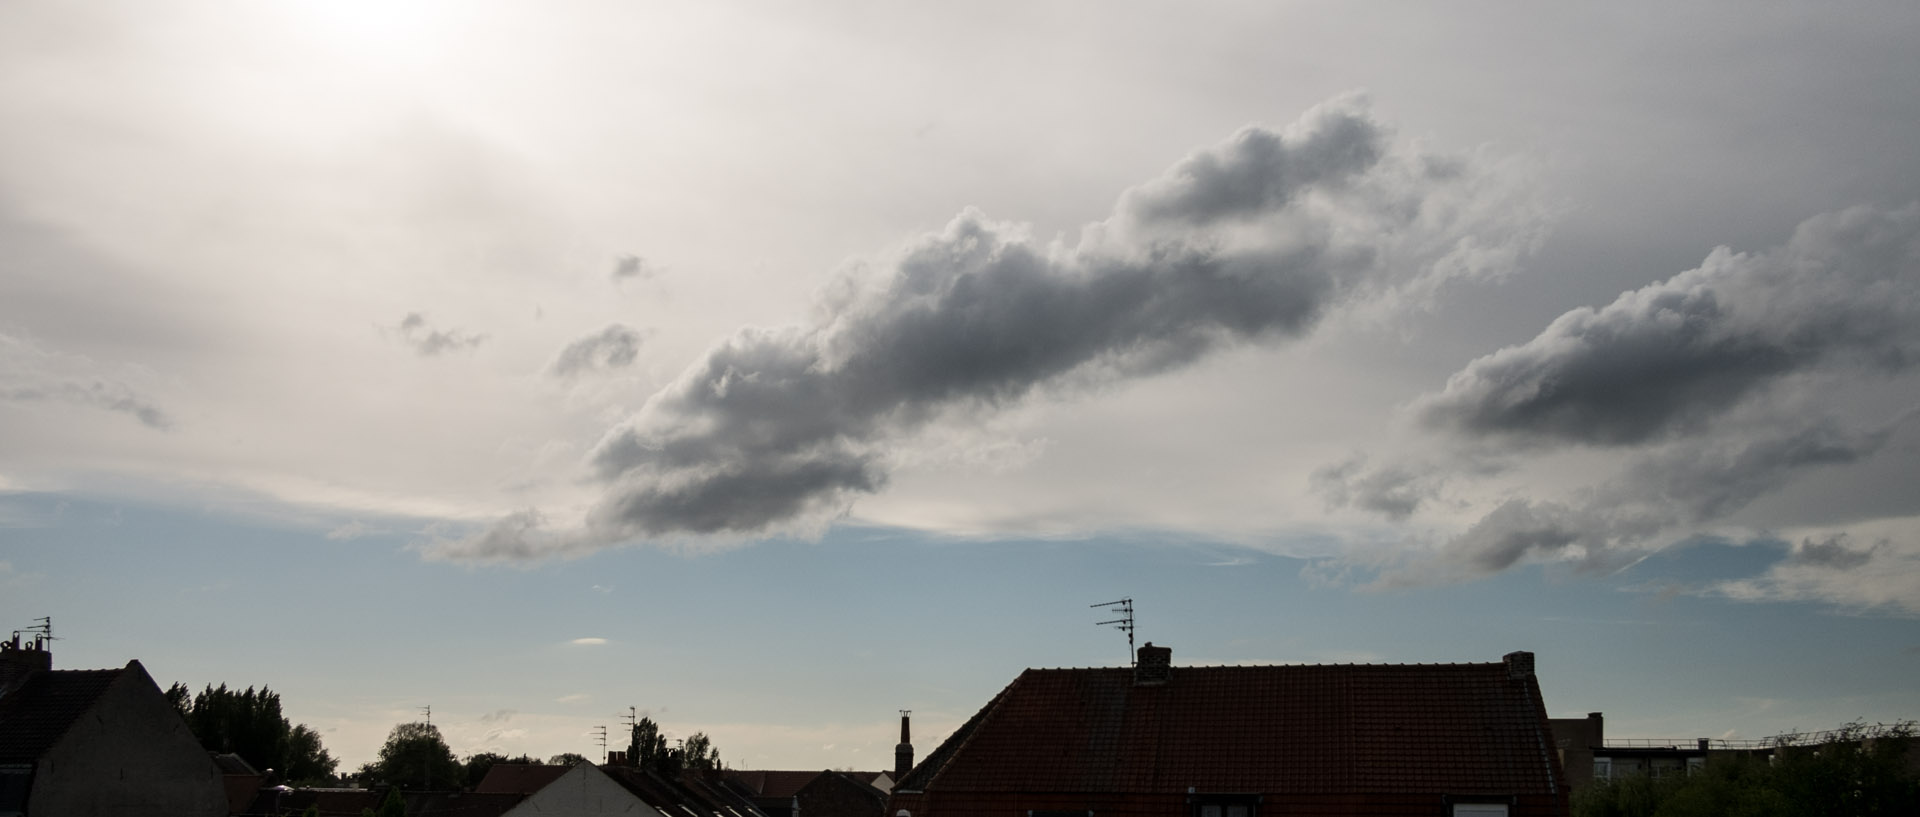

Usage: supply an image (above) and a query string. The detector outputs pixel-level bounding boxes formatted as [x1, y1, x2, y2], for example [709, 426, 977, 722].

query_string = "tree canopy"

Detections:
[626, 716, 723, 773]
[165, 682, 337, 784]
[361, 721, 462, 791]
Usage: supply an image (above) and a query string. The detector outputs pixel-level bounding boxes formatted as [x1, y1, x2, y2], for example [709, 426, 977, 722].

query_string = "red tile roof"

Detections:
[899, 658, 1561, 795]
[0, 667, 125, 763]
[474, 763, 572, 794]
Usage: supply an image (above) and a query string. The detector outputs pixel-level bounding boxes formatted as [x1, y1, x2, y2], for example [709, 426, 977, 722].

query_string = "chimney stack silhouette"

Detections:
[895, 711, 914, 781]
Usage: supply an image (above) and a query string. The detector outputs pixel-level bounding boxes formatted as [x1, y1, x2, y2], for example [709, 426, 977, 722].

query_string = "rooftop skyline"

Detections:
[2, 1, 1916, 770]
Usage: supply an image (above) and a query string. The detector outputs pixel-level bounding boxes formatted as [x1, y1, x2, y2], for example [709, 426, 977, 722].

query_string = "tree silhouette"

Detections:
[364, 721, 462, 791]
[164, 682, 337, 784]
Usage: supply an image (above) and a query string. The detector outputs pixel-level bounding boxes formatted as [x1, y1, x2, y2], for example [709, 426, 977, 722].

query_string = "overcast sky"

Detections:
[3, 0, 1917, 771]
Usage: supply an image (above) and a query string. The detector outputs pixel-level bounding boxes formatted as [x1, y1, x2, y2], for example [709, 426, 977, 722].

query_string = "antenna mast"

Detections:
[420, 705, 431, 726]
[594, 725, 609, 762]
[1090, 598, 1135, 665]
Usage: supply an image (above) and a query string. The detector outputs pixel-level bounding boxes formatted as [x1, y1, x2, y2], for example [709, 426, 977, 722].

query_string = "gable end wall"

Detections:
[32, 663, 226, 817]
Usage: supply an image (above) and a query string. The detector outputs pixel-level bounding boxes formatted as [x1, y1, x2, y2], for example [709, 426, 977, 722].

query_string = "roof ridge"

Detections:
[1025, 661, 1507, 672]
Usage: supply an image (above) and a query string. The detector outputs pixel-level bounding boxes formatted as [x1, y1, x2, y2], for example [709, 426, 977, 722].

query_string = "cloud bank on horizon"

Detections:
[429, 96, 1551, 561]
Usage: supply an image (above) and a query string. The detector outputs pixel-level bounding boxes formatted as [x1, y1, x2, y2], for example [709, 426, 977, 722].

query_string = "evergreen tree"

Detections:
[165, 681, 337, 784]
[626, 717, 723, 773]
[629, 716, 668, 768]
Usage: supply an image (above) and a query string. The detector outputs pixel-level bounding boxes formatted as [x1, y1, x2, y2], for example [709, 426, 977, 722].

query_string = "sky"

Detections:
[2, 0, 1917, 772]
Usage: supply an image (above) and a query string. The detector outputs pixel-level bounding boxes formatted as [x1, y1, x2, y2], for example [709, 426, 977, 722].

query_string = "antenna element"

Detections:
[1090, 598, 1136, 665]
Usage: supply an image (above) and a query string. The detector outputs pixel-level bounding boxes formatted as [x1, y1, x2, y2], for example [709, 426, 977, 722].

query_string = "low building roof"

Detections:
[602, 766, 766, 817]
[475, 763, 572, 794]
[900, 655, 1561, 796]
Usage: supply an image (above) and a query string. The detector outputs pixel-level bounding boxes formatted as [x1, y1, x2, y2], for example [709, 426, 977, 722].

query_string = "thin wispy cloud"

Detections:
[612, 254, 658, 281]
[326, 521, 381, 541]
[549, 324, 645, 378]
[567, 637, 607, 646]
[393, 312, 486, 356]
[0, 331, 172, 430]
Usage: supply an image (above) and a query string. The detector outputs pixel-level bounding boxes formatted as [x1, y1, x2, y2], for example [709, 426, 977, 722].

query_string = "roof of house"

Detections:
[241, 788, 528, 817]
[602, 766, 767, 817]
[727, 769, 886, 799]
[898, 655, 1561, 796]
[797, 770, 888, 806]
[211, 752, 258, 775]
[240, 787, 384, 816]
[474, 763, 572, 794]
[0, 666, 126, 763]
[402, 791, 526, 817]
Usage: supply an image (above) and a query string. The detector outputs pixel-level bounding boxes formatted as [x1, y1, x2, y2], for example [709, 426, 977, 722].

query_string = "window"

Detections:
[1593, 757, 1613, 780]
[1445, 795, 1513, 816]
[1190, 793, 1258, 817]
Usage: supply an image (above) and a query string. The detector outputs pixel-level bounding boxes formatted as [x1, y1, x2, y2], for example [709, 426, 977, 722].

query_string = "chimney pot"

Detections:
[1134, 643, 1172, 686]
[0, 634, 52, 697]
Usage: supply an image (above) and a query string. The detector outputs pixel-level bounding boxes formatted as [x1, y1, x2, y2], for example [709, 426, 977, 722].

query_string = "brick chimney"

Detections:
[1503, 650, 1535, 680]
[1134, 642, 1171, 686]
[0, 633, 52, 698]
[894, 711, 913, 780]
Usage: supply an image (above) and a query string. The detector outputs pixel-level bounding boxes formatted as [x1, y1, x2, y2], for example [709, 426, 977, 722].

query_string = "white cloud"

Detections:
[568, 637, 607, 646]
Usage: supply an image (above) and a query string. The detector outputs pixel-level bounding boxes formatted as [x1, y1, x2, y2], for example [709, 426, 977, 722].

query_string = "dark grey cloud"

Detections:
[1311, 457, 1443, 521]
[395, 312, 486, 356]
[441, 96, 1546, 556]
[1790, 533, 1881, 571]
[1380, 415, 1899, 584]
[1413, 204, 1920, 446]
[1337, 205, 1920, 592]
[549, 324, 644, 377]
[612, 254, 656, 281]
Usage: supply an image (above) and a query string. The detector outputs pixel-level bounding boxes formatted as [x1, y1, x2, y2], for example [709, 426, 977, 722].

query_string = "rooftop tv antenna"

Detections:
[594, 725, 609, 762]
[1090, 598, 1135, 665]
[420, 705, 431, 726]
